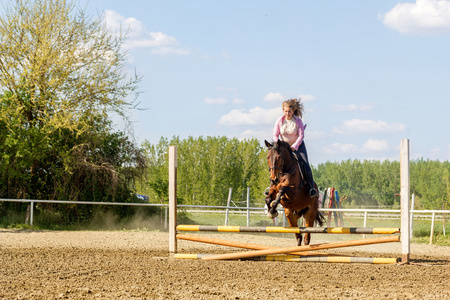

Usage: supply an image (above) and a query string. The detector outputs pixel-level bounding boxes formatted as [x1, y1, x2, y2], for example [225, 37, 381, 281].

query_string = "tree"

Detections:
[0, 0, 144, 221]
[140, 136, 268, 206]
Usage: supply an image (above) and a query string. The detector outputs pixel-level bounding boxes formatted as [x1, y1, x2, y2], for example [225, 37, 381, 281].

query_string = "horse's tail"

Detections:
[295, 208, 325, 227]
[315, 210, 325, 227]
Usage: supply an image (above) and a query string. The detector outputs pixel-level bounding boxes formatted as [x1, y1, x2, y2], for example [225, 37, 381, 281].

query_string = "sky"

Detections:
[6, 0, 450, 166]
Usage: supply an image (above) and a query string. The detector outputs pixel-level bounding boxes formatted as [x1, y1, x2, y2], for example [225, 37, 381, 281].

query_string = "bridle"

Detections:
[268, 147, 289, 183]
[266, 140, 305, 191]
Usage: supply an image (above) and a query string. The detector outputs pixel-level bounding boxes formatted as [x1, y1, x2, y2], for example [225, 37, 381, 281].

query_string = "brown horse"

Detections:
[264, 140, 324, 246]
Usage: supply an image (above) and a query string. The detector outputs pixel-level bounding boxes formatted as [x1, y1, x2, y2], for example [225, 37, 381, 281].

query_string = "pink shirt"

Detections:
[272, 115, 305, 151]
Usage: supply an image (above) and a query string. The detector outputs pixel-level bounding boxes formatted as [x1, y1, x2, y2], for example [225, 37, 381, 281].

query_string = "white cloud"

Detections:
[323, 139, 390, 155]
[204, 97, 245, 105]
[238, 129, 272, 142]
[232, 98, 245, 104]
[362, 139, 390, 153]
[323, 143, 360, 155]
[103, 10, 190, 54]
[263, 92, 285, 102]
[298, 94, 317, 102]
[382, 0, 450, 35]
[305, 130, 328, 140]
[332, 119, 406, 135]
[330, 103, 374, 112]
[429, 145, 450, 161]
[204, 97, 228, 105]
[218, 107, 279, 126]
[262, 93, 317, 103]
[429, 147, 442, 158]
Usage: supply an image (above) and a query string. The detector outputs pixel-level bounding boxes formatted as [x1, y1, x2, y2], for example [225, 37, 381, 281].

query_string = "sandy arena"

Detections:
[1, 229, 449, 299]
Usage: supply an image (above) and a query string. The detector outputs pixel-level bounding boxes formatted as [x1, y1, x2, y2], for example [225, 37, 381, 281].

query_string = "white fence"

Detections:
[1, 198, 449, 245]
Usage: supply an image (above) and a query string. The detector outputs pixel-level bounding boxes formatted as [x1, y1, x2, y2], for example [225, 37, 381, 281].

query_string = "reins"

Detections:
[268, 144, 304, 182]
[268, 145, 295, 178]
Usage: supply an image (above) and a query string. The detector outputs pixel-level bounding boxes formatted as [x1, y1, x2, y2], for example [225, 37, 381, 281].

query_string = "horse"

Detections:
[264, 140, 324, 246]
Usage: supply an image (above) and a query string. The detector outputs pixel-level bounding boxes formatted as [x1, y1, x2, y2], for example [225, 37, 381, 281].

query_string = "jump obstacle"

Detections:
[176, 225, 400, 234]
[174, 253, 398, 264]
[168, 139, 411, 264]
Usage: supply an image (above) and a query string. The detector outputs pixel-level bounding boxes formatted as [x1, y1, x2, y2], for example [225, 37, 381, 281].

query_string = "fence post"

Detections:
[225, 188, 232, 226]
[246, 187, 250, 226]
[169, 146, 177, 255]
[30, 201, 34, 227]
[410, 193, 415, 239]
[429, 212, 435, 245]
[400, 139, 410, 263]
[164, 206, 168, 230]
[363, 210, 368, 239]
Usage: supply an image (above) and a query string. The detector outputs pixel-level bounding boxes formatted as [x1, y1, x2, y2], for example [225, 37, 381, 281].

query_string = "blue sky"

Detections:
[9, 0, 450, 165]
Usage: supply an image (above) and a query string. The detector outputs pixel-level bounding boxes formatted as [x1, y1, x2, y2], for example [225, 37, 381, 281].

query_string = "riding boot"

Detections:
[305, 168, 318, 198]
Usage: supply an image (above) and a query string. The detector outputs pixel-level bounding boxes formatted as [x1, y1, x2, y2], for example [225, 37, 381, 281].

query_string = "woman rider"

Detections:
[272, 98, 318, 198]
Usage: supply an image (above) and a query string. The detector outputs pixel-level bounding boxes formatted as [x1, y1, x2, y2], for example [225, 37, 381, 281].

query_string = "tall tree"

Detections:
[140, 136, 268, 206]
[0, 0, 143, 212]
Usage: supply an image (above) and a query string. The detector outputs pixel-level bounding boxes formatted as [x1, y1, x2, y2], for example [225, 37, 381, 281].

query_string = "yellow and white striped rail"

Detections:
[174, 253, 398, 264]
[176, 225, 400, 234]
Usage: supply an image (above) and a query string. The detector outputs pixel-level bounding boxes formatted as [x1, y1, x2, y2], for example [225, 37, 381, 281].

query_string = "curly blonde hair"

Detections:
[282, 98, 304, 118]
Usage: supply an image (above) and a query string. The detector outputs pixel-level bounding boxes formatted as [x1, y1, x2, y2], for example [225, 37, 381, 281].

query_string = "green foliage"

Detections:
[314, 160, 400, 207]
[411, 159, 450, 210]
[314, 159, 449, 209]
[0, 0, 146, 224]
[138, 136, 268, 206]
[140, 135, 448, 210]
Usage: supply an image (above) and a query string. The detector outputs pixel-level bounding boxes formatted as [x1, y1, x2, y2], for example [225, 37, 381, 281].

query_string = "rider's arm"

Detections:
[291, 117, 305, 150]
[272, 116, 283, 142]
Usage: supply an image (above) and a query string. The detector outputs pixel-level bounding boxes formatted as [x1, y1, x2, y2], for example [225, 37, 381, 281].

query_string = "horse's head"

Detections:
[265, 140, 290, 185]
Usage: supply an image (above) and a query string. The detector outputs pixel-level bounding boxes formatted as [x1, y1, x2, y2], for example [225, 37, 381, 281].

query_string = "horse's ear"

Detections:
[276, 140, 283, 147]
[264, 140, 272, 148]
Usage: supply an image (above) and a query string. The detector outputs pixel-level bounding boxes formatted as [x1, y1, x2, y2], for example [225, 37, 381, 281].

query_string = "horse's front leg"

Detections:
[264, 185, 277, 218]
[267, 185, 289, 218]
[264, 186, 276, 211]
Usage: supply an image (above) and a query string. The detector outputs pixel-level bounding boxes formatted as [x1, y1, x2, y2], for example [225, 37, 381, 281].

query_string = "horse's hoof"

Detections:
[270, 201, 277, 208]
[267, 211, 278, 218]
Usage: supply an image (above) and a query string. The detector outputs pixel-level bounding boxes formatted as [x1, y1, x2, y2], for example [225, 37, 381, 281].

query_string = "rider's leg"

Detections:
[295, 142, 318, 198]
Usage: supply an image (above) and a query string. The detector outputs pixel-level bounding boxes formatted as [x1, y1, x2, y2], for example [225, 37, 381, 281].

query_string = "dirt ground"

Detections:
[1, 229, 449, 299]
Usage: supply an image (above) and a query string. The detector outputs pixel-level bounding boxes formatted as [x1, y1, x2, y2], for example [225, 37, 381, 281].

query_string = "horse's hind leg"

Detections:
[302, 204, 319, 245]
[284, 208, 302, 246]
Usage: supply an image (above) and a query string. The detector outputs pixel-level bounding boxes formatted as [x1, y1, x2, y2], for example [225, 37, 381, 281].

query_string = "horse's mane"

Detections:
[274, 140, 296, 161]
[275, 140, 291, 150]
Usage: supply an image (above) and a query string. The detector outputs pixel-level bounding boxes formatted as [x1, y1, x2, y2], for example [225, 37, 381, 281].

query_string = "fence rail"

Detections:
[1, 198, 449, 244]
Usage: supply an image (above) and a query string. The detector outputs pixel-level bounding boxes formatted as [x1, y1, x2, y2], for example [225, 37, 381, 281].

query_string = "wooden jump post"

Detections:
[400, 139, 410, 263]
[168, 146, 177, 256]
